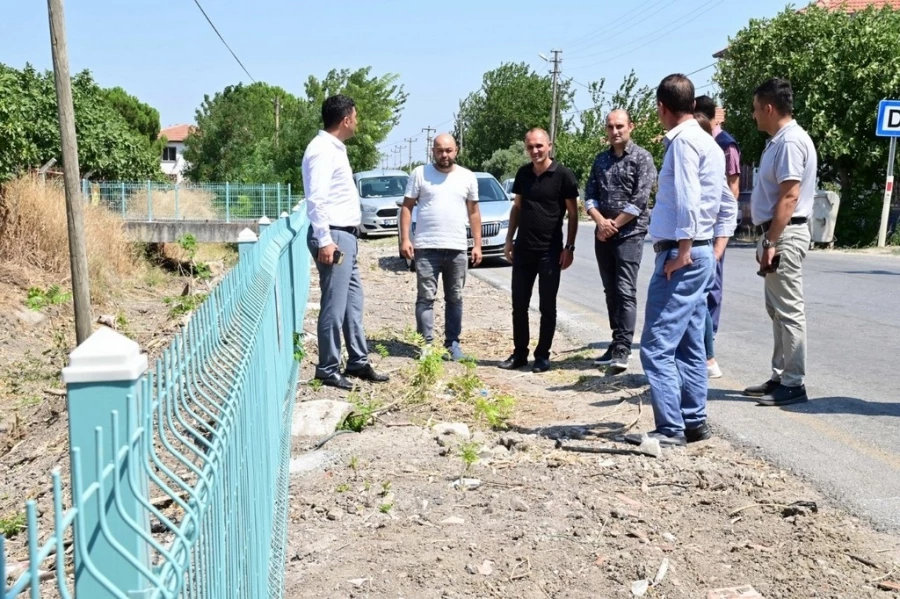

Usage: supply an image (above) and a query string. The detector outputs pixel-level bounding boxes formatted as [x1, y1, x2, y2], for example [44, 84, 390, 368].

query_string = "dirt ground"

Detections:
[285, 237, 900, 599]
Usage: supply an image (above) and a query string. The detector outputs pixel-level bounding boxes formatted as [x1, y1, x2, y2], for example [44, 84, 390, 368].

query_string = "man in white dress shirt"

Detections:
[302, 94, 389, 390]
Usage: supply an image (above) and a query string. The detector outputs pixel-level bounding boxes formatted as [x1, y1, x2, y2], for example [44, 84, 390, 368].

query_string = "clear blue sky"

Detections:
[2, 0, 795, 164]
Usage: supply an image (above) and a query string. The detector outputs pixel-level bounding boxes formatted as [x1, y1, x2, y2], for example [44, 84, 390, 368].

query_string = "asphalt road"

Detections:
[472, 222, 900, 532]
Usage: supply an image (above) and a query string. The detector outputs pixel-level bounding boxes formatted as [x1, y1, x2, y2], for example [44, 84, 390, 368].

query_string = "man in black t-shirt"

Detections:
[499, 128, 580, 373]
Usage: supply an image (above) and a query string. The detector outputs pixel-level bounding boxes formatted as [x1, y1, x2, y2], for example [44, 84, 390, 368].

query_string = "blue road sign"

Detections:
[876, 100, 900, 137]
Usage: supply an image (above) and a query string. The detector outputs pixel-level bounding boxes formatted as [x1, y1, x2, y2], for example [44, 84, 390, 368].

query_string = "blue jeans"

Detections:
[415, 249, 467, 347]
[704, 253, 725, 360]
[640, 244, 714, 436]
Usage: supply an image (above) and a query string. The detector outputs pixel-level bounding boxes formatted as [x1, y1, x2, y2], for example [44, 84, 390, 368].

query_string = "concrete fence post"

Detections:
[238, 227, 258, 262]
[146, 180, 153, 222]
[226, 182, 231, 224]
[62, 327, 152, 599]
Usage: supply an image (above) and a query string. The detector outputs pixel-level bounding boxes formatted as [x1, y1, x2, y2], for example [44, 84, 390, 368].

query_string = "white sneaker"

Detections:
[707, 361, 723, 379]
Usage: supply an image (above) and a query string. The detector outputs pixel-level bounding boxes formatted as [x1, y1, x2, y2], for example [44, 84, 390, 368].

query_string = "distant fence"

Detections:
[82, 180, 304, 222]
[1, 210, 311, 598]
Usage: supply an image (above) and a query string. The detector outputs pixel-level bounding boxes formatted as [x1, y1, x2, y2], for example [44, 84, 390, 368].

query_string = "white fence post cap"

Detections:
[238, 228, 258, 243]
[63, 327, 148, 383]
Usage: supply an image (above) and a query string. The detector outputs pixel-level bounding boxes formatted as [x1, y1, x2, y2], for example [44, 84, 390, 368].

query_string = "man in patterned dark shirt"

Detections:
[584, 109, 658, 373]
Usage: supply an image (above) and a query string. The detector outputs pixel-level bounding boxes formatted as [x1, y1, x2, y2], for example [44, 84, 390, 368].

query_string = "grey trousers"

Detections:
[759, 224, 810, 387]
[415, 248, 467, 347]
[307, 228, 369, 378]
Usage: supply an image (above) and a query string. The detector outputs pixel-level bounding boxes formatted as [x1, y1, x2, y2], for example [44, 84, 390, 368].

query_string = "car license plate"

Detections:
[383, 219, 397, 226]
[467, 238, 490, 248]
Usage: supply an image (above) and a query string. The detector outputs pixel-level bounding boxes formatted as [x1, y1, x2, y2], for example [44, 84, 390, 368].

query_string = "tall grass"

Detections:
[0, 176, 136, 301]
[123, 188, 218, 220]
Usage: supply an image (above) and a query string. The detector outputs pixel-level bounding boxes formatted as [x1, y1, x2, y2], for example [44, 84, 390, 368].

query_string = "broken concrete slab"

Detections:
[292, 400, 353, 437]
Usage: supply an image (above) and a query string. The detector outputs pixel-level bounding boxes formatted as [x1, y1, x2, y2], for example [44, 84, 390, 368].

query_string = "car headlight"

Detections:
[361, 204, 377, 213]
[499, 220, 509, 228]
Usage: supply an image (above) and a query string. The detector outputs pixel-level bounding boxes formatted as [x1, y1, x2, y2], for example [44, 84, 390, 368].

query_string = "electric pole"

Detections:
[273, 95, 281, 148]
[548, 49, 562, 156]
[403, 137, 417, 171]
[393, 146, 402, 169]
[422, 125, 436, 163]
[47, 0, 92, 344]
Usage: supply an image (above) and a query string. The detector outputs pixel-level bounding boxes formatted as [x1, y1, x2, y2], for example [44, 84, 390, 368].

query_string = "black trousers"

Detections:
[511, 244, 561, 360]
[594, 233, 645, 351]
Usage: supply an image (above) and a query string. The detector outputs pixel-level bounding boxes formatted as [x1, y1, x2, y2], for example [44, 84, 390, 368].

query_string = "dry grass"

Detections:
[125, 188, 217, 220]
[0, 176, 136, 300]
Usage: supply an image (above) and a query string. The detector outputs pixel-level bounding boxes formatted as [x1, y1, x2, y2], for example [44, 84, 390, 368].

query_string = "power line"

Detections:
[378, 117, 453, 151]
[686, 62, 717, 77]
[191, 0, 256, 82]
[567, 0, 728, 71]
[562, 0, 678, 53]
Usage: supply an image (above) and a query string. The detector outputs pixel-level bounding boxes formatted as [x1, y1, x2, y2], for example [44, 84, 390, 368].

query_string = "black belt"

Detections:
[653, 238, 712, 254]
[329, 225, 359, 237]
[760, 217, 807, 233]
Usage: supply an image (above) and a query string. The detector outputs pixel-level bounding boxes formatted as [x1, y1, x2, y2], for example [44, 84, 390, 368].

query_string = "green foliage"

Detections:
[458, 442, 480, 475]
[374, 343, 389, 359]
[163, 293, 207, 318]
[0, 513, 26, 538]
[293, 332, 307, 362]
[25, 285, 71, 311]
[714, 5, 900, 246]
[474, 393, 516, 430]
[411, 345, 446, 402]
[308, 377, 323, 392]
[455, 62, 573, 168]
[340, 392, 380, 432]
[185, 69, 407, 190]
[378, 503, 393, 514]
[335, 483, 350, 493]
[0, 63, 163, 182]
[448, 358, 481, 403]
[556, 71, 665, 186]
[482, 140, 526, 180]
[101, 86, 163, 146]
[177, 233, 198, 256]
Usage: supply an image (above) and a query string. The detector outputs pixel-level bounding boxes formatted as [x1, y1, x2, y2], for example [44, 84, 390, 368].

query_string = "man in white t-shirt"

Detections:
[399, 133, 482, 360]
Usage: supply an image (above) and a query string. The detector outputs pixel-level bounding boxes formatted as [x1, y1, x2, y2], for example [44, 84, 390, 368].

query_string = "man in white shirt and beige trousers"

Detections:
[302, 94, 389, 390]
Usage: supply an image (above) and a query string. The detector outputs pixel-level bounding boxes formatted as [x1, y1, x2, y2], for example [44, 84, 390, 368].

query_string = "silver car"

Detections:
[398, 172, 514, 270]
[353, 169, 409, 237]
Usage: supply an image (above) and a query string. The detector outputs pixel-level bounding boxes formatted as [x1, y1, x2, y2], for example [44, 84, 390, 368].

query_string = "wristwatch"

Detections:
[564, 244, 575, 252]
[761, 238, 774, 249]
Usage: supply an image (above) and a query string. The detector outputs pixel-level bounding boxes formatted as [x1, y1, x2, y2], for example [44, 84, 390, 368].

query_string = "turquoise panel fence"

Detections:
[82, 180, 303, 223]
[1, 210, 311, 598]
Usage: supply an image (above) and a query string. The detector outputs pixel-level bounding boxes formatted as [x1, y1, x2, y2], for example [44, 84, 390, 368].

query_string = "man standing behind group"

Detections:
[628, 74, 724, 447]
[743, 78, 816, 407]
[399, 134, 482, 361]
[584, 109, 657, 374]
[303, 94, 389, 390]
[694, 95, 742, 379]
[499, 128, 579, 374]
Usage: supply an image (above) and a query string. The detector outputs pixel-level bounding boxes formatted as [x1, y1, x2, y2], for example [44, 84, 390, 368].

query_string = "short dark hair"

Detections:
[754, 78, 793, 116]
[322, 94, 356, 130]
[656, 74, 695, 115]
[694, 95, 717, 121]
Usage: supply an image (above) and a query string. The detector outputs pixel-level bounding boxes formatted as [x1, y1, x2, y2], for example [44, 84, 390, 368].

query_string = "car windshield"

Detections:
[358, 176, 408, 198]
[477, 177, 509, 203]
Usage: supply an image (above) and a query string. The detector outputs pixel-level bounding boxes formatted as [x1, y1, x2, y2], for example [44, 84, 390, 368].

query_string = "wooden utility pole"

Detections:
[273, 96, 281, 148]
[47, 0, 92, 344]
[403, 137, 417, 171]
[422, 125, 436, 163]
[548, 49, 562, 156]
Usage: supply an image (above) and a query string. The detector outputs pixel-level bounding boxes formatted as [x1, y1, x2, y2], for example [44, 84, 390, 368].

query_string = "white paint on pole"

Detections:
[875, 101, 900, 247]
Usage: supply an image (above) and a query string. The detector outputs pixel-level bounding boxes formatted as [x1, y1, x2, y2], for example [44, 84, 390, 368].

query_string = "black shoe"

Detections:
[593, 346, 614, 366]
[757, 384, 808, 406]
[344, 364, 389, 383]
[624, 430, 687, 447]
[685, 421, 712, 443]
[315, 374, 354, 391]
[498, 354, 528, 370]
[608, 346, 631, 373]
[743, 379, 780, 397]
[532, 357, 551, 373]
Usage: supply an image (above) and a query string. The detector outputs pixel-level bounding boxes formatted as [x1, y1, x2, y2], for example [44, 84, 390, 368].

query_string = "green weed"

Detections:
[374, 343, 389, 359]
[474, 393, 516, 430]
[340, 392, 380, 432]
[379, 503, 393, 514]
[293, 332, 307, 362]
[411, 345, 447, 402]
[25, 285, 71, 311]
[163, 294, 207, 318]
[308, 377, 323, 392]
[448, 357, 481, 402]
[0, 513, 26, 538]
[458, 441, 480, 480]
[335, 483, 350, 493]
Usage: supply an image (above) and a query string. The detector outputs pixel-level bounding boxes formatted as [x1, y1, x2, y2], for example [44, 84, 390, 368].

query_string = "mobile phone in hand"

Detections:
[756, 253, 781, 277]
[332, 249, 345, 265]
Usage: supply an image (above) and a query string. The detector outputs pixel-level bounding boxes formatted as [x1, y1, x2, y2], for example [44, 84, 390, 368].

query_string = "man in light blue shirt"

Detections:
[627, 74, 726, 448]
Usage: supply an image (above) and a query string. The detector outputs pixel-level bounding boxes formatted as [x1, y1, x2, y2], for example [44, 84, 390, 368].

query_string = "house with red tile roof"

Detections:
[159, 124, 195, 182]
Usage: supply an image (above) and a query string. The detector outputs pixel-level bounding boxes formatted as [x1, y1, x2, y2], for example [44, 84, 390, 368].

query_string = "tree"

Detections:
[555, 71, 665, 186]
[714, 4, 900, 246]
[184, 67, 407, 190]
[455, 62, 572, 168]
[482, 141, 525, 180]
[0, 63, 162, 182]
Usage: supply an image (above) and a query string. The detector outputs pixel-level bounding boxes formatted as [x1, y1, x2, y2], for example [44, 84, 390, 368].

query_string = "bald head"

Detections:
[524, 128, 552, 165]
[606, 109, 635, 153]
[432, 133, 458, 171]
